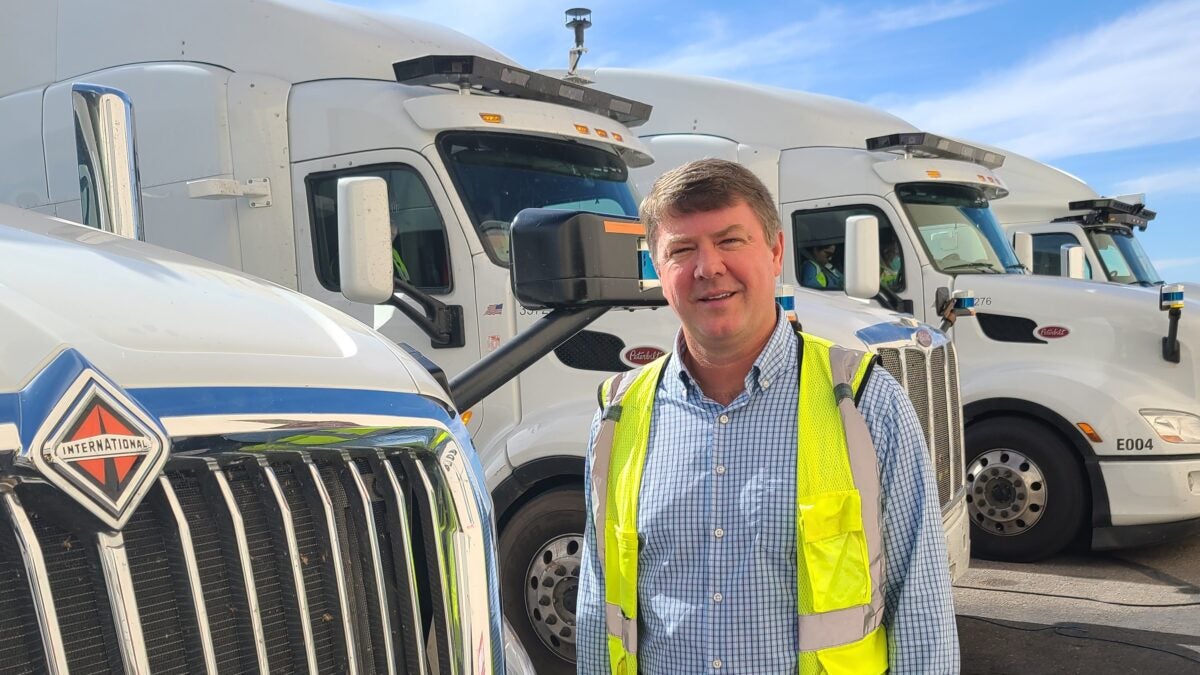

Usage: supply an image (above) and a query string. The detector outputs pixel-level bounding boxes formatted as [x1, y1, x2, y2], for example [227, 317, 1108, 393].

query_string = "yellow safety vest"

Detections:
[592, 330, 888, 674]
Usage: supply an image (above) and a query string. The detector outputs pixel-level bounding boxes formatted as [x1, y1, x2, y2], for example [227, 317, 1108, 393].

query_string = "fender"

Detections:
[492, 455, 584, 527]
[964, 397, 1112, 528]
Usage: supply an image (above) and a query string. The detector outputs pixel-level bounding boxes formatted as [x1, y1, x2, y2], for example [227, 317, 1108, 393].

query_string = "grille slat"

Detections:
[375, 457, 430, 675]
[948, 344, 965, 500]
[1, 489, 68, 674]
[299, 458, 362, 675]
[930, 347, 952, 506]
[156, 476, 219, 674]
[201, 464, 272, 672]
[95, 530, 153, 673]
[403, 455, 458, 675]
[254, 459, 322, 674]
[1, 445, 467, 675]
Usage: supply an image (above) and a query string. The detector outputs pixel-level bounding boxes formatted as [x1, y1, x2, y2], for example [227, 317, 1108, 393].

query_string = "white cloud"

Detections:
[882, 0, 1200, 160]
[1115, 166, 1200, 197]
[1154, 257, 1200, 271]
[638, 1, 995, 76]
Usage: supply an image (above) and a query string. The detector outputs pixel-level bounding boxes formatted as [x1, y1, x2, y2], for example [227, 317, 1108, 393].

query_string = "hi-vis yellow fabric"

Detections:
[594, 331, 886, 674]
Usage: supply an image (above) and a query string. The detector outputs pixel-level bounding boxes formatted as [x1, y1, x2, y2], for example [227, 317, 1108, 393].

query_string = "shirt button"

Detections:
[714, 465, 726, 476]
[718, 414, 730, 424]
[713, 528, 725, 539]
[712, 659, 723, 669]
[712, 592, 723, 603]
[762, 378, 771, 389]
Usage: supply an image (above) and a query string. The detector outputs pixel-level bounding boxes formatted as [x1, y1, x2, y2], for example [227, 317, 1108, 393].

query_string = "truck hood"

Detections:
[0, 206, 447, 403]
[954, 273, 1199, 406]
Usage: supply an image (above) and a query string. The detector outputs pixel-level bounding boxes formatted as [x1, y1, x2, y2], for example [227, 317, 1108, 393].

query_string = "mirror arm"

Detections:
[386, 278, 465, 349]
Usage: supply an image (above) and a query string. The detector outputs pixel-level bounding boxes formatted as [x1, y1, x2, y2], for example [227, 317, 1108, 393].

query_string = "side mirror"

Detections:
[71, 83, 144, 240]
[510, 209, 666, 309]
[1060, 244, 1085, 280]
[1012, 231, 1033, 273]
[843, 215, 880, 300]
[337, 176, 394, 304]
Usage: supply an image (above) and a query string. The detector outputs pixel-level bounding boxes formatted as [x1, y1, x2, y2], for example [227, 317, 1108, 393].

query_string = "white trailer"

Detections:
[0, 2, 968, 669]
[566, 67, 1200, 564]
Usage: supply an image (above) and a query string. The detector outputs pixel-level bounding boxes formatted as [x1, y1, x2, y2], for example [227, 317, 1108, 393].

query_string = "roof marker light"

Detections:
[613, 132, 624, 142]
[926, 170, 942, 178]
[479, 113, 503, 124]
[595, 128, 609, 138]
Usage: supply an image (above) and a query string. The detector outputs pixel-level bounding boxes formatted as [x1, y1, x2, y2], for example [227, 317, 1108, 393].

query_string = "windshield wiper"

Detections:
[941, 262, 1003, 274]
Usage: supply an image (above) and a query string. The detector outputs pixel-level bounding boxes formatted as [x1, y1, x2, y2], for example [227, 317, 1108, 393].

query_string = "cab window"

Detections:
[306, 165, 452, 294]
[792, 205, 905, 292]
[1031, 233, 1093, 279]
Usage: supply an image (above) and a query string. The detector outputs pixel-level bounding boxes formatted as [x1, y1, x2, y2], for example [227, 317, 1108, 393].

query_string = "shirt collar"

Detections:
[668, 309, 796, 401]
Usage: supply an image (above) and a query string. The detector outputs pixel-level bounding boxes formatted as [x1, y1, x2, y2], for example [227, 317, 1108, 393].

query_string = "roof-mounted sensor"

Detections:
[1054, 198, 1156, 230]
[393, 55, 652, 127]
[865, 132, 1005, 169]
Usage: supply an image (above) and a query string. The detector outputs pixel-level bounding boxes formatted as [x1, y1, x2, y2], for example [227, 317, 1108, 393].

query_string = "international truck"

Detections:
[2, 198, 534, 674]
[0, 1, 970, 669]
[566, 67, 1200, 566]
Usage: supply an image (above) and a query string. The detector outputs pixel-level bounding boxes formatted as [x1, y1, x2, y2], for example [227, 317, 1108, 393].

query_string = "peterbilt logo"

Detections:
[915, 329, 934, 348]
[29, 369, 169, 529]
[1036, 326, 1070, 339]
[621, 346, 666, 367]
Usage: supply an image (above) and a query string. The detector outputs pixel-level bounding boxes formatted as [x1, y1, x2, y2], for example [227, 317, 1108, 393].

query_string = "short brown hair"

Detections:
[639, 158, 780, 254]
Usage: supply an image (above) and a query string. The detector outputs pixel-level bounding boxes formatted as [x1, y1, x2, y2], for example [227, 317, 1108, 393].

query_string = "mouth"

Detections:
[698, 291, 736, 303]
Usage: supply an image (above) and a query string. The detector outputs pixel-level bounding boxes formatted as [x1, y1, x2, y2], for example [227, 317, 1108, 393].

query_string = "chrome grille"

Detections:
[876, 342, 966, 510]
[0, 446, 469, 675]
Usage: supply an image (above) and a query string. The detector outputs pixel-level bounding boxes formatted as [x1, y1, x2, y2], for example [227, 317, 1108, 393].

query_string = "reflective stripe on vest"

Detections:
[594, 332, 887, 674]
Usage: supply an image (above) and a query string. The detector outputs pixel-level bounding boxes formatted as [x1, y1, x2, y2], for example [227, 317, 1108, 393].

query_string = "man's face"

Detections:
[814, 245, 836, 265]
[653, 199, 784, 353]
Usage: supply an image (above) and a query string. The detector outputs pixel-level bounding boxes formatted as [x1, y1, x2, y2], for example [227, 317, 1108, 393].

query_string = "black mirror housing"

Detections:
[510, 209, 666, 309]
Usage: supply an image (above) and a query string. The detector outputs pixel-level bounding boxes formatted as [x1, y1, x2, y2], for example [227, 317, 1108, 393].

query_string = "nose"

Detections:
[693, 243, 727, 279]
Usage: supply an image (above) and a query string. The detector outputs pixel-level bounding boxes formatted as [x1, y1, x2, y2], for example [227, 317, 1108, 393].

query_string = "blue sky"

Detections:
[343, 0, 1200, 282]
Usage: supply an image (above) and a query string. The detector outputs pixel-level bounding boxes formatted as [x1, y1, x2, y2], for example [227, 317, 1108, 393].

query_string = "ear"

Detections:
[770, 230, 784, 275]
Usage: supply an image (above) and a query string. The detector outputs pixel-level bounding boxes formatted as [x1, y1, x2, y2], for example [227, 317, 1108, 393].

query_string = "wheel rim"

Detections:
[524, 533, 581, 662]
[966, 448, 1048, 536]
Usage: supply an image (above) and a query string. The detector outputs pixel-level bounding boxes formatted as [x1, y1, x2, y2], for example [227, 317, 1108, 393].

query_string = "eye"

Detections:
[668, 245, 694, 257]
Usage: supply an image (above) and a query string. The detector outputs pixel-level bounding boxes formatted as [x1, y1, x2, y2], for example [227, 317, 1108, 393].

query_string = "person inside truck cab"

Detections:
[880, 232, 903, 290]
[800, 243, 844, 290]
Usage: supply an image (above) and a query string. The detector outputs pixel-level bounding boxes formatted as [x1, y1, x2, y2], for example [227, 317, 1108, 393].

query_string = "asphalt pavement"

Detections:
[956, 534, 1200, 673]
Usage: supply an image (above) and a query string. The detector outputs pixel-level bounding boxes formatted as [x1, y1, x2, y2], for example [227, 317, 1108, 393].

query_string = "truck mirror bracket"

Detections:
[387, 279, 465, 349]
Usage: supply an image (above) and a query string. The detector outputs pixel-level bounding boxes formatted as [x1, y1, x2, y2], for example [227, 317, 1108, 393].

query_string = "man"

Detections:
[576, 159, 958, 674]
[801, 243, 845, 290]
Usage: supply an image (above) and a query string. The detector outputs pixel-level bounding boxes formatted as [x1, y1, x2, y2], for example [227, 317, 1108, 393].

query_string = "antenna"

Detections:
[564, 7, 592, 83]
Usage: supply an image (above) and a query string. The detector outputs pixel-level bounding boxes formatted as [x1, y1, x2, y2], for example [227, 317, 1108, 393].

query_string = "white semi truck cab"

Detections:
[0, 2, 967, 669]
[573, 67, 1200, 562]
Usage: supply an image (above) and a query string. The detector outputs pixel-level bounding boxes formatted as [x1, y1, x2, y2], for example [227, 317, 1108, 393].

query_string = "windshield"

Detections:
[1086, 227, 1163, 285]
[898, 183, 1023, 275]
[438, 131, 640, 266]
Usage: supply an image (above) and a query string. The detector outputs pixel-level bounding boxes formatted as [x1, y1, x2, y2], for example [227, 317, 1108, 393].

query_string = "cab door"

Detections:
[784, 195, 928, 321]
[291, 149, 483, 419]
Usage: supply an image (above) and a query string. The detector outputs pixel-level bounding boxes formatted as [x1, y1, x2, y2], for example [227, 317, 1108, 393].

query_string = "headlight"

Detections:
[1140, 409, 1200, 443]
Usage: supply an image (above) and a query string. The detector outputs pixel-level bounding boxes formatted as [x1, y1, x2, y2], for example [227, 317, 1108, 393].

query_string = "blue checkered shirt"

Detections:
[577, 313, 960, 674]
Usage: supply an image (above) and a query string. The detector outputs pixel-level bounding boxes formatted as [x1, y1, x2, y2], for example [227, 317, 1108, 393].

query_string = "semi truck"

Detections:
[979, 145, 1200, 302]
[0, 201, 540, 673]
[566, 67, 1200, 565]
[0, 1, 970, 669]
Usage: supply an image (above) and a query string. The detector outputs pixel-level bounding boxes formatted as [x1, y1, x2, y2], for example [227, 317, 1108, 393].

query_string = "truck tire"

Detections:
[965, 417, 1087, 562]
[499, 486, 585, 675]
